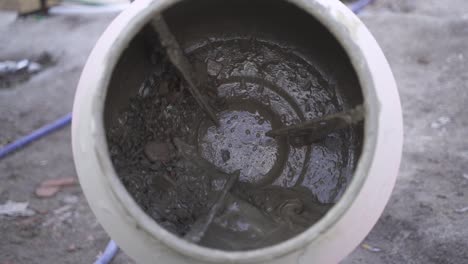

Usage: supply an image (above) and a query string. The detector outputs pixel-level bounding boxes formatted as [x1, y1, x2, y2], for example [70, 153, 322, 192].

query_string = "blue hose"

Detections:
[94, 240, 119, 264]
[350, 0, 375, 13]
[0, 113, 72, 160]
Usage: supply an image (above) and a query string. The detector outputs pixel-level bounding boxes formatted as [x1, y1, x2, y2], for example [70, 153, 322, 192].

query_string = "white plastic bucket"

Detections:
[72, 0, 403, 263]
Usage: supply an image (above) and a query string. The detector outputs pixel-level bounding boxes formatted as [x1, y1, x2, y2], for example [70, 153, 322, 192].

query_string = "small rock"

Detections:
[63, 195, 79, 204]
[35, 177, 78, 198]
[35, 186, 60, 198]
[59, 211, 73, 224]
[144, 141, 173, 162]
[67, 244, 78, 252]
[54, 205, 72, 215]
[361, 243, 382, 252]
[207, 59, 223, 76]
[431, 116, 451, 129]
[416, 57, 430, 65]
[463, 173, 468, 180]
[138, 84, 151, 98]
[221, 149, 231, 162]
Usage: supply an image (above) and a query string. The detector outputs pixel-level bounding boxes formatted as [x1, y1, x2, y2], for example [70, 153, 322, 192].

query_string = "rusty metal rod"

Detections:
[150, 15, 219, 126]
[184, 170, 240, 243]
[266, 105, 364, 142]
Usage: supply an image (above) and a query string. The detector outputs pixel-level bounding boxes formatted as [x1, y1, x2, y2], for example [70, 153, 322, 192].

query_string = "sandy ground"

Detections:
[1, 1, 467, 263]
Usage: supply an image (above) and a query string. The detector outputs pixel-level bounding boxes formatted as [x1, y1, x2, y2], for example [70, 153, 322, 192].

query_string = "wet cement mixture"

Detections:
[106, 21, 362, 250]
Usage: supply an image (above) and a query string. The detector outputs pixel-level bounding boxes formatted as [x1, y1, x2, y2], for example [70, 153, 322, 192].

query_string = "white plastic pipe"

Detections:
[72, 0, 403, 263]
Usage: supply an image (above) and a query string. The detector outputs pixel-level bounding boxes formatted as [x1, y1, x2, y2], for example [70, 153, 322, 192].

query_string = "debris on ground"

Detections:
[35, 177, 78, 198]
[430, 116, 451, 129]
[53, 205, 73, 215]
[463, 174, 468, 180]
[0, 52, 54, 88]
[454, 206, 468, 214]
[0, 200, 35, 217]
[43, 205, 74, 227]
[15, 215, 42, 227]
[67, 244, 78, 252]
[0, 60, 41, 76]
[62, 195, 79, 204]
[361, 243, 383, 253]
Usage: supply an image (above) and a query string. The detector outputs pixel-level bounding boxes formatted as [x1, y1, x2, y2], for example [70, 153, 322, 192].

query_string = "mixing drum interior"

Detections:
[104, 0, 364, 251]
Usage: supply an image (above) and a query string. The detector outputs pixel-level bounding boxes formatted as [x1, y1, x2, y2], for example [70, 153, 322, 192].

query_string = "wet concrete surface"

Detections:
[1, 0, 468, 262]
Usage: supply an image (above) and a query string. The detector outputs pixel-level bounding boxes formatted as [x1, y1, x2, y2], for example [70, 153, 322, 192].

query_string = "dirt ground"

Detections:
[1, 0, 467, 263]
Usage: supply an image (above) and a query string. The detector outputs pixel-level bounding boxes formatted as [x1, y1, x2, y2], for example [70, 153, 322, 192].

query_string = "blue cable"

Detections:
[350, 0, 375, 13]
[0, 113, 72, 160]
[94, 240, 119, 264]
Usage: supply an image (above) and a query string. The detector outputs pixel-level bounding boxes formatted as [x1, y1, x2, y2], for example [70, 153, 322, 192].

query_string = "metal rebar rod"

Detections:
[266, 105, 364, 142]
[184, 170, 240, 243]
[150, 15, 219, 126]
